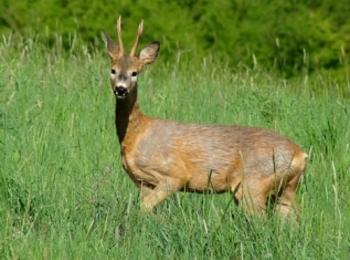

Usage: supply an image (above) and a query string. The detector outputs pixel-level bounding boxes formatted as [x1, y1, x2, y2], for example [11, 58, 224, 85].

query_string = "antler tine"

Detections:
[116, 16, 124, 55]
[130, 20, 144, 57]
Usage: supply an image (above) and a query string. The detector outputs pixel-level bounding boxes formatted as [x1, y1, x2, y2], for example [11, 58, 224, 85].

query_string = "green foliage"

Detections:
[0, 0, 349, 75]
[1, 39, 350, 259]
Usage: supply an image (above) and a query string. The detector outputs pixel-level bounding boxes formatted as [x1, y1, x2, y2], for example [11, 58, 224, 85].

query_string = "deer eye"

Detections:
[111, 69, 116, 74]
[131, 71, 138, 77]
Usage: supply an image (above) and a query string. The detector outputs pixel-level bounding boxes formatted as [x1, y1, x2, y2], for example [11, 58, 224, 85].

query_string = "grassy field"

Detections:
[1, 40, 350, 259]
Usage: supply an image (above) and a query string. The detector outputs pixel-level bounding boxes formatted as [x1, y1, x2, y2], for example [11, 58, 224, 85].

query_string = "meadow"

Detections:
[1, 39, 350, 259]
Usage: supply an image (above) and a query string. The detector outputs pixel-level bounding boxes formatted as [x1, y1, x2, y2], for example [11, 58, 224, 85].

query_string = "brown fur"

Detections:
[105, 18, 308, 219]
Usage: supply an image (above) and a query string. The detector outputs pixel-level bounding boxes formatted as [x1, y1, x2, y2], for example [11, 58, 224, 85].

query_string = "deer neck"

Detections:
[115, 87, 145, 144]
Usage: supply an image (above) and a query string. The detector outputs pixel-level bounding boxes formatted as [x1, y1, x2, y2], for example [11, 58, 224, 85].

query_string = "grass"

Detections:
[1, 39, 350, 259]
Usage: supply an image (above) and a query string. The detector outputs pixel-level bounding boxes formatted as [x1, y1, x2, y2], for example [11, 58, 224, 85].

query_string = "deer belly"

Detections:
[132, 145, 238, 191]
[185, 169, 231, 192]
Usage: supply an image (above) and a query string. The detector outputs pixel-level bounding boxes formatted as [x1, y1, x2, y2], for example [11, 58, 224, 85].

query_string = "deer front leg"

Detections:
[140, 178, 183, 212]
[140, 183, 153, 200]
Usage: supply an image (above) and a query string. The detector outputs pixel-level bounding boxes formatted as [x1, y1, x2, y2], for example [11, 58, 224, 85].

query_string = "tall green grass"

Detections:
[1, 40, 349, 259]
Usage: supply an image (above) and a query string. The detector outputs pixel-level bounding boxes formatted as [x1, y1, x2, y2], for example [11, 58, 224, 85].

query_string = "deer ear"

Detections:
[103, 33, 120, 60]
[139, 41, 160, 65]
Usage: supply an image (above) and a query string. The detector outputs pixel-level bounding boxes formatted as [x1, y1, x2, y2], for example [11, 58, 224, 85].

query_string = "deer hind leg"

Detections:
[140, 177, 184, 212]
[275, 172, 302, 221]
[275, 152, 307, 221]
[233, 178, 270, 217]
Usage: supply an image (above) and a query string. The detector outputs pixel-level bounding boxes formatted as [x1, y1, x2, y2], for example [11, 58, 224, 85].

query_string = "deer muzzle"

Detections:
[115, 86, 128, 98]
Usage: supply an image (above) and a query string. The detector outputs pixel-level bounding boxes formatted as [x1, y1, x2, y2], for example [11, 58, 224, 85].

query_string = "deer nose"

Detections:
[115, 86, 128, 96]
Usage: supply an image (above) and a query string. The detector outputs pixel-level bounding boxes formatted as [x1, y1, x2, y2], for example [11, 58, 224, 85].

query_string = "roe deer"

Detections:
[104, 17, 307, 219]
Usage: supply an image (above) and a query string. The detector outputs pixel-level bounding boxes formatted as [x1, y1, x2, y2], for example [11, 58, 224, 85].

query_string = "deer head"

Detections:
[105, 16, 160, 99]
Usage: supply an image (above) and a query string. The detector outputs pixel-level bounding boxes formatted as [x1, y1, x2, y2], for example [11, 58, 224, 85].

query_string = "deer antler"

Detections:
[116, 16, 124, 56]
[130, 20, 144, 57]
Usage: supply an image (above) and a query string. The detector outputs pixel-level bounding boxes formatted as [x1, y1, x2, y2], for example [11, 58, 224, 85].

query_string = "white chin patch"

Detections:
[117, 95, 128, 99]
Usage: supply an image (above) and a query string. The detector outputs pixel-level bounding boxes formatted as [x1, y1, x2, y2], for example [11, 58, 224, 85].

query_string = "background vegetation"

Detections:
[0, 0, 349, 77]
